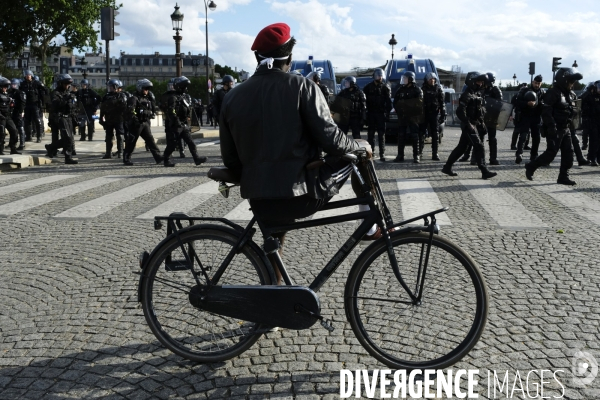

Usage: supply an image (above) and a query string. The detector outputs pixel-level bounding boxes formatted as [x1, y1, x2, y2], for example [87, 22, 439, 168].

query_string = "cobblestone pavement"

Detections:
[1, 127, 599, 399]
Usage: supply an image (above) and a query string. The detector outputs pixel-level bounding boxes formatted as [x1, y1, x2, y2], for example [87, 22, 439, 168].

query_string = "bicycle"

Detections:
[137, 151, 488, 370]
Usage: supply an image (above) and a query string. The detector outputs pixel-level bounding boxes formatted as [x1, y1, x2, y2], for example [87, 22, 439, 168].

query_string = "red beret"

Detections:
[251, 23, 291, 54]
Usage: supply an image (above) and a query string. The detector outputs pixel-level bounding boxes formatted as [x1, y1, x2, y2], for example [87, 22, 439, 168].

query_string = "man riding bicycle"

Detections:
[219, 23, 377, 283]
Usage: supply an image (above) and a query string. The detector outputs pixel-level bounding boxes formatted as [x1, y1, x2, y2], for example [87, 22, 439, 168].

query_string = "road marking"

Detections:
[312, 181, 358, 223]
[54, 176, 184, 219]
[197, 140, 220, 147]
[0, 174, 26, 183]
[528, 181, 600, 226]
[224, 200, 253, 221]
[0, 174, 78, 196]
[396, 179, 452, 225]
[0, 176, 123, 216]
[136, 181, 219, 220]
[460, 180, 549, 229]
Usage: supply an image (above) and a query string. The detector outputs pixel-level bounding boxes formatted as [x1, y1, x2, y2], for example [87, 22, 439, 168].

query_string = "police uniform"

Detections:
[514, 81, 544, 162]
[45, 76, 78, 164]
[582, 82, 600, 165]
[336, 84, 366, 139]
[99, 87, 127, 159]
[20, 76, 45, 142]
[123, 88, 163, 165]
[8, 82, 26, 150]
[0, 79, 21, 155]
[393, 82, 423, 163]
[421, 79, 445, 160]
[76, 86, 101, 141]
[363, 79, 391, 160]
[483, 84, 503, 164]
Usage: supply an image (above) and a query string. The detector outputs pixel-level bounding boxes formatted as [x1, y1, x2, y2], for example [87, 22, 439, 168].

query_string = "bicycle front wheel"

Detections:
[345, 232, 488, 370]
[141, 226, 273, 363]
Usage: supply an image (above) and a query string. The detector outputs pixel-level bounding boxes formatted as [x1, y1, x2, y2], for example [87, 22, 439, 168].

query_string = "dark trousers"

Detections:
[397, 123, 420, 159]
[586, 121, 600, 162]
[12, 113, 25, 147]
[446, 123, 487, 170]
[0, 116, 19, 151]
[486, 125, 498, 161]
[421, 113, 439, 155]
[47, 117, 74, 157]
[164, 127, 198, 161]
[367, 112, 386, 156]
[125, 121, 161, 160]
[104, 121, 124, 154]
[24, 104, 42, 140]
[516, 116, 541, 159]
[529, 129, 573, 174]
[78, 109, 96, 139]
[339, 116, 363, 140]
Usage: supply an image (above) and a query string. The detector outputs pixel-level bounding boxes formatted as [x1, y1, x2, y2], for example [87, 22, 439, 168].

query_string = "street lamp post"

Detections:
[573, 60, 578, 68]
[204, 0, 217, 105]
[171, 4, 184, 77]
[81, 57, 88, 80]
[388, 34, 397, 61]
[513, 73, 517, 87]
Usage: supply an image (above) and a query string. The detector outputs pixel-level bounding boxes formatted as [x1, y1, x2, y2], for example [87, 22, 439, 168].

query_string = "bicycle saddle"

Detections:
[207, 166, 241, 184]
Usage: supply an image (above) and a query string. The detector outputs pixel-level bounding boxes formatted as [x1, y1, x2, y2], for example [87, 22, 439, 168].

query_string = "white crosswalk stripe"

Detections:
[0, 176, 124, 216]
[460, 180, 549, 229]
[197, 140, 220, 147]
[136, 181, 219, 220]
[0, 174, 26, 183]
[0, 175, 78, 196]
[396, 179, 452, 225]
[224, 200, 253, 221]
[54, 177, 185, 219]
[528, 181, 600, 226]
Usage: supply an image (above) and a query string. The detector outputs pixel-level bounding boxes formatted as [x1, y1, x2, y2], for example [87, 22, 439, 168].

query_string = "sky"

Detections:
[100, 0, 600, 85]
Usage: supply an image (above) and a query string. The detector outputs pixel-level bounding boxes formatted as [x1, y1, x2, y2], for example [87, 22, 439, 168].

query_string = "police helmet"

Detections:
[306, 71, 321, 83]
[11, 78, 20, 89]
[136, 78, 153, 93]
[0, 77, 11, 88]
[56, 74, 73, 86]
[23, 70, 34, 78]
[167, 78, 176, 91]
[554, 67, 583, 90]
[107, 78, 122, 92]
[523, 91, 537, 102]
[373, 68, 384, 81]
[343, 76, 356, 89]
[173, 76, 191, 93]
[486, 72, 496, 85]
[222, 75, 235, 85]
[465, 71, 487, 90]
[401, 71, 416, 85]
[80, 79, 89, 86]
[424, 72, 438, 84]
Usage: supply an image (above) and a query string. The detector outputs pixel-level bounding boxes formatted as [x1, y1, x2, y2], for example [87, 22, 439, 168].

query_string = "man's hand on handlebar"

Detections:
[354, 139, 373, 160]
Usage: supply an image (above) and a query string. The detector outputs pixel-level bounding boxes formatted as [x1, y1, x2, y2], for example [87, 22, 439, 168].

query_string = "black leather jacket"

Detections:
[457, 87, 486, 127]
[220, 65, 359, 199]
[542, 87, 578, 132]
[337, 86, 366, 117]
[363, 81, 392, 114]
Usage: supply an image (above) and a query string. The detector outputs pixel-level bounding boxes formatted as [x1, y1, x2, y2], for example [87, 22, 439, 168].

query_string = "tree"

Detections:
[1, 0, 120, 85]
[214, 64, 239, 81]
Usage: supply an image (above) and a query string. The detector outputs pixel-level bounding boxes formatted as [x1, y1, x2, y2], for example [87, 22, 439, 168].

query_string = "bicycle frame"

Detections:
[147, 159, 449, 306]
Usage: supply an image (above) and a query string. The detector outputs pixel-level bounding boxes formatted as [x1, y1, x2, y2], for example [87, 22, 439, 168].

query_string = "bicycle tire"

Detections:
[345, 231, 488, 370]
[141, 225, 273, 363]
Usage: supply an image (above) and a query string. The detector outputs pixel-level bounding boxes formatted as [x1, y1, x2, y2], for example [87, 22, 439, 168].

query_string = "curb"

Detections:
[0, 155, 53, 170]
[155, 130, 218, 145]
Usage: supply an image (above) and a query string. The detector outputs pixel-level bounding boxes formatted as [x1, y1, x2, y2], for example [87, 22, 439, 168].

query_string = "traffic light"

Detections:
[552, 57, 562, 72]
[528, 62, 535, 76]
[101, 7, 120, 40]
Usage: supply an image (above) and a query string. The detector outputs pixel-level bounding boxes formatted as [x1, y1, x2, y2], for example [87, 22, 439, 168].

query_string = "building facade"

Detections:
[118, 52, 214, 86]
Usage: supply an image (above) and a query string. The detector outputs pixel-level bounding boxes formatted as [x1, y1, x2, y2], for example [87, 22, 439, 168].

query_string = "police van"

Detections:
[289, 56, 339, 97]
[385, 55, 440, 140]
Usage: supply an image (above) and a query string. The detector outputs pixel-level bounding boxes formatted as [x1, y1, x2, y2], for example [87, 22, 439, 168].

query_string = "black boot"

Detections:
[413, 155, 420, 164]
[525, 163, 536, 181]
[192, 153, 207, 166]
[432, 154, 440, 161]
[380, 153, 385, 162]
[441, 165, 458, 176]
[102, 142, 112, 159]
[459, 154, 470, 162]
[10, 147, 21, 155]
[481, 168, 497, 180]
[80, 135, 86, 141]
[123, 153, 133, 166]
[515, 152, 523, 164]
[44, 144, 54, 158]
[164, 158, 175, 167]
[557, 172, 576, 186]
[152, 150, 164, 165]
[510, 130, 518, 150]
[65, 156, 78, 165]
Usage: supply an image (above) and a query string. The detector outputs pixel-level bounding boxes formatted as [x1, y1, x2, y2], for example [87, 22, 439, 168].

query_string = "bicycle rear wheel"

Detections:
[345, 232, 488, 370]
[141, 226, 273, 363]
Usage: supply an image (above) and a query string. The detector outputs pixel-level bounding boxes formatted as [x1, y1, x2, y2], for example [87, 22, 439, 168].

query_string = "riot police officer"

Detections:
[76, 79, 101, 141]
[9, 79, 26, 151]
[442, 71, 497, 179]
[525, 67, 583, 185]
[162, 76, 207, 167]
[483, 72, 503, 164]
[513, 75, 544, 163]
[122, 79, 163, 166]
[20, 70, 45, 142]
[45, 74, 78, 164]
[420, 72, 445, 161]
[0, 77, 21, 155]
[336, 76, 366, 139]
[213, 75, 235, 125]
[363, 68, 392, 161]
[393, 71, 423, 163]
[581, 81, 600, 166]
[99, 79, 127, 159]
[306, 71, 330, 102]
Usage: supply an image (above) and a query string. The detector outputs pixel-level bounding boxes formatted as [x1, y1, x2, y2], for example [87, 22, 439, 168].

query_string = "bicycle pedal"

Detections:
[320, 319, 335, 332]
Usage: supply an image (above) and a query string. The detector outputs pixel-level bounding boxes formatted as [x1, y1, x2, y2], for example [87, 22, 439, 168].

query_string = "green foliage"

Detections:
[214, 64, 239, 81]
